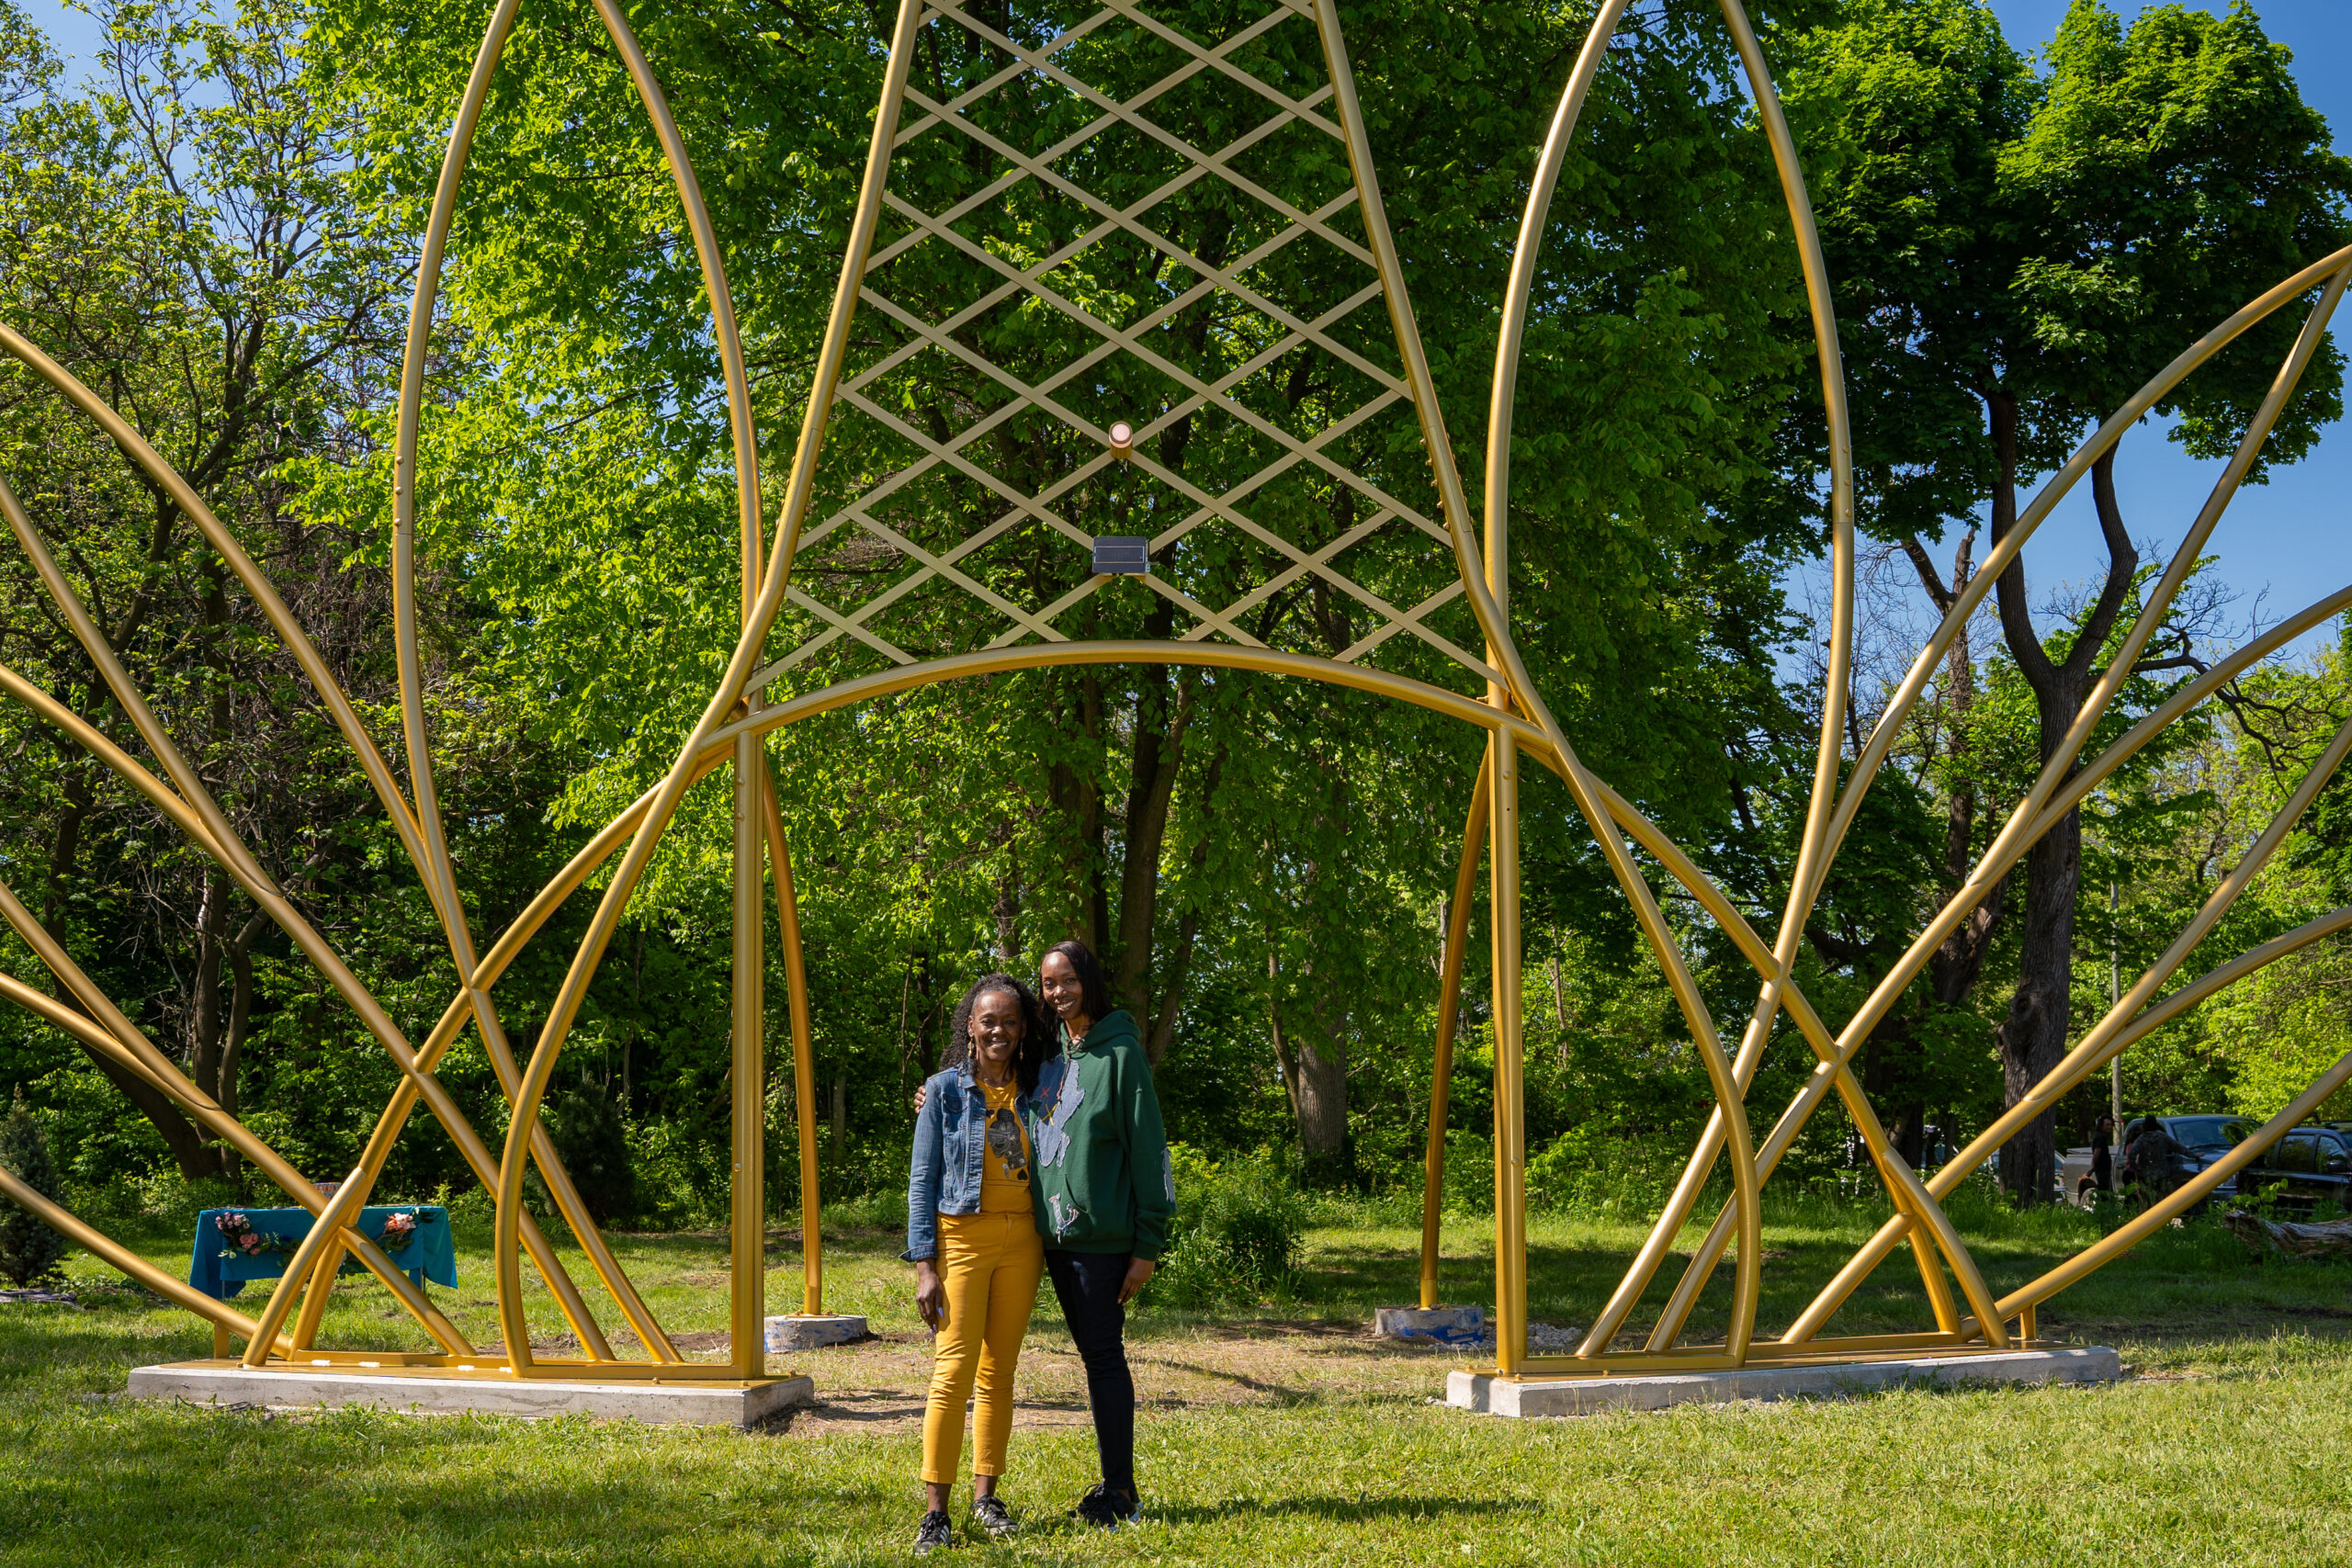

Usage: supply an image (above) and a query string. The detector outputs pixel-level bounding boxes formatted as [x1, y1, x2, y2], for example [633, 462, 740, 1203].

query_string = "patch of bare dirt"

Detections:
[773, 1320, 1479, 1440]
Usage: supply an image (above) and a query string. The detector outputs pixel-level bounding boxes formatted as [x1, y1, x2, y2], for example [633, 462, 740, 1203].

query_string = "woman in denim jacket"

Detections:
[903, 973, 1052, 1553]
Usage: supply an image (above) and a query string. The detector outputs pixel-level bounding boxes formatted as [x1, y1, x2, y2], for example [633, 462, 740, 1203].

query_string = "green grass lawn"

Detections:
[4, 1197, 2350, 1565]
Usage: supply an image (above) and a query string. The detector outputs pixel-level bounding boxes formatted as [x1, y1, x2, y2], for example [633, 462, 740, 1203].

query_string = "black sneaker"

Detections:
[971, 1495, 1017, 1538]
[913, 1510, 954, 1555]
[1071, 1483, 1142, 1529]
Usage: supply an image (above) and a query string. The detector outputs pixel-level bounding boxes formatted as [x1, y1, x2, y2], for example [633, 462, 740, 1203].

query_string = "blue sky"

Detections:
[14, 0, 2351, 656]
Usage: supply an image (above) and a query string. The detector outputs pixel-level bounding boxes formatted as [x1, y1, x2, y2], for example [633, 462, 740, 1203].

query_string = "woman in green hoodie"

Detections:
[1030, 939, 1172, 1528]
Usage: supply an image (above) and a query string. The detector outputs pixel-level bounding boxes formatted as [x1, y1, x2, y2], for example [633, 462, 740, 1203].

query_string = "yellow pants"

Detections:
[921, 1211, 1045, 1484]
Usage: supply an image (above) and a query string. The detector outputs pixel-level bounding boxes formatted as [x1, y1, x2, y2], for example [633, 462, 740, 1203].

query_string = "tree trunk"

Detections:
[1982, 391, 2140, 1206]
[1996, 809, 2077, 1204]
[1269, 987, 1347, 1156]
[991, 828, 1022, 968]
[40, 740, 220, 1179]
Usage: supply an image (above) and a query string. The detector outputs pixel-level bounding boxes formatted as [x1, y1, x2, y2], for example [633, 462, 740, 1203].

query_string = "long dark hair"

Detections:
[944, 973, 1052, 1093]
[1042, 938, 1114, 1028]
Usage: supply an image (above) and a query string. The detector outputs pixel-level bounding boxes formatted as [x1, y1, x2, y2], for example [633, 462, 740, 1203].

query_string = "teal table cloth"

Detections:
[187, 1206, 455, 1301]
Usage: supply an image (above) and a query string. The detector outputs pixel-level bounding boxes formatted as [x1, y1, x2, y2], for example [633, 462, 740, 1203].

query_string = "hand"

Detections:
[914, 1259, 946, 1334]
[1116, 1256, 1156, 1306]
[912, 1082, 929, 1113]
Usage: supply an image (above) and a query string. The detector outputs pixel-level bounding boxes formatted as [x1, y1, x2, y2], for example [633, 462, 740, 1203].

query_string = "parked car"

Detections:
[2064, 1115, 2253, 1208]
[2237, 1125, 2352, 1213]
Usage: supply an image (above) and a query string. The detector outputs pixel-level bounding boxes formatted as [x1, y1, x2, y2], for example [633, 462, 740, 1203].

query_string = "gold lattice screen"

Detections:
[752, 0, 1500, 697]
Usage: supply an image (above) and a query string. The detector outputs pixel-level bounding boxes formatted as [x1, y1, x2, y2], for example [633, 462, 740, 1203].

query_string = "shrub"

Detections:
[547, 1084, 635, 1224]
[1525, 1125, 1690, 1219]
[1150, 1147, 1307, 1308]
[0, 1089, 69, 1287]
[1441, 1128, 1495, 1215]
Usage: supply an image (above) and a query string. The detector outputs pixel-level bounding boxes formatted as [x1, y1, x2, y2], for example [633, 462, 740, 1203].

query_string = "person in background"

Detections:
[903, 974, 1054, 1555]
[2090, 1112, 2116, 1197]
[2123, 1114, 2185, 1206]
[1031, 939, 1173, 1529]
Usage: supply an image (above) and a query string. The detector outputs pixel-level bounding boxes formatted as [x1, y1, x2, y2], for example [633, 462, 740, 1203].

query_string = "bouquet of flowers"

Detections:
[375, 1211, 420, 1253]
[213, 1211, 298, 1261]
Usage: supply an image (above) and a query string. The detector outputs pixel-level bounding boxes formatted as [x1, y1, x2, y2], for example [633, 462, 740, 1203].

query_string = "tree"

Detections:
[0, 1087, 67, 1285]
[317, 0, 1818, 1168]
[0, 0, 404, 1178]
[1784, 0, 2352, 1201]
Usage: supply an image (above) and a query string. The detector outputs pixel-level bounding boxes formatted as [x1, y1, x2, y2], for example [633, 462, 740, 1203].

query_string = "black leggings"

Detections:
[1044, 1249, 1135, 1495]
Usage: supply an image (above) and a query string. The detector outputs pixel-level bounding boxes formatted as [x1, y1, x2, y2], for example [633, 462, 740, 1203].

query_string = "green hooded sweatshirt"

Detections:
[1028, 1009, 1174, 1258]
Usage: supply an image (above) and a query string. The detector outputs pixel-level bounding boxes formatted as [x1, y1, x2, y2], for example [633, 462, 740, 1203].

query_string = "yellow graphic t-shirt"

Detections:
[978, 1078, 1033, 1213]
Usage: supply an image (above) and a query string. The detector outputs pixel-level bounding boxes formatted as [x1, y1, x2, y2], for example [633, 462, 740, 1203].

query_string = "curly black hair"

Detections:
[944, 973, 1053, 1093]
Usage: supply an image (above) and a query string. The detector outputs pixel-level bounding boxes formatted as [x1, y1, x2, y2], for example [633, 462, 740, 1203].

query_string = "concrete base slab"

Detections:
[126, 1361, 814, 1427]
[1448, 1346, 2121, 1417]
[1374, 1304, 1487, 1348]
[765, 1314, 868, 1352]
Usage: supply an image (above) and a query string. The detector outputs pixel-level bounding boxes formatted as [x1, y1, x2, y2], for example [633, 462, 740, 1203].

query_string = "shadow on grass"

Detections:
[1148, 1495, 1542, 1527]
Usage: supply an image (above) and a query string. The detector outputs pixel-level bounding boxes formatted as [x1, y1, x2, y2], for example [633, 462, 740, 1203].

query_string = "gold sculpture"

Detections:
[0, 0, 2346, 1394]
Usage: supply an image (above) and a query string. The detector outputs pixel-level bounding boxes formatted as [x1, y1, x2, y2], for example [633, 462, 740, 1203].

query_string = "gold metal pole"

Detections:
[1997, 1037, 2352, 1315]
[758, 762, 824, 1318]
[0, 886, 469, 1357]
[1640, 265, 2352, 1343]
[1630, 574, 2352, 1342]
[1787, 709, 2352, 1341]
[488, 0, 926, 1377]
[1804, 247, 2352, 911]
[1312, 1, 1762, 1358]
[1487, 733, 1528, 1375]
[730, 733, 767, 1378]
[1420, 750, 1490, 1312]
[0, 1165, 293, 1354]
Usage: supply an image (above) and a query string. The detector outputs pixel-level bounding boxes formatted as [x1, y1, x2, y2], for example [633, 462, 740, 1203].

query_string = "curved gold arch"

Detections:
[3, 0, 2349, 1401]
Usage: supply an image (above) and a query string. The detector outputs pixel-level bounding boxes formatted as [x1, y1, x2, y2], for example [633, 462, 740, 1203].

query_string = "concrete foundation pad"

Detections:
[1448, 1346, 2121, 1417]
[126, 1361, 815, 1427]
[765, 1314, 868, 1352]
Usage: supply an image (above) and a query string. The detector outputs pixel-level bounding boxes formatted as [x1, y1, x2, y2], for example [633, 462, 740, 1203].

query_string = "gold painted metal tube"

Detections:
[730, 734, 768, 1377]
[0, 883, 467, 1352]
[1577, 780, 2003, 1349]
[1313, 0, 1762, 1362]
[1997, 1040, 2352, 1315]
[1579, 0, 1863, 1359]
[0, 1166, 292, 1354]
[1420, 750, 1490, 1312]
[0, 506, 605, 1355]
[1820, 265, 2352, 1066]
[1787, 711, 2352, 1342]
[1806, 246, 2352, 921]
[382, 0, 635, 1365]
[759, 761, 824, 1317]
[1638, 572, 2352, 1344]
[0, 475, 611, 1358]
[488, 0, 923, 1378]
[1648, 265, 2352, 1346]
[1487, 733, 1527, 1375]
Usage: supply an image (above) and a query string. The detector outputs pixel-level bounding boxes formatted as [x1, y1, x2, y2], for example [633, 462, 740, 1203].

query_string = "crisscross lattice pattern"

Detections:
[756, 0, 1498, 694]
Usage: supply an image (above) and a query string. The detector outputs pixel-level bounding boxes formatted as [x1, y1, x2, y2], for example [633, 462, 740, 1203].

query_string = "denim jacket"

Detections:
[903, 1063, 1041, 1262]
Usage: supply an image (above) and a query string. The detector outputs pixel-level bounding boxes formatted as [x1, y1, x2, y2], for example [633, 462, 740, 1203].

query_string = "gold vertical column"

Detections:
[759, 764, 823, 1317]
[730, 733, 767, 1376]
[1420, 749, 1490, 1311]
[1487, 731, 1526, 1377]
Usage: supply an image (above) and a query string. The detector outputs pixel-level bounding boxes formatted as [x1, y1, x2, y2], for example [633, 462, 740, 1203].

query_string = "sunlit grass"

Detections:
[4, 1200, 2349, 1564]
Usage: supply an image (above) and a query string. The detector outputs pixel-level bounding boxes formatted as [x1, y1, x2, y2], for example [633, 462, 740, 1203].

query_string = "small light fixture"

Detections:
[1092, 536, 1150, 576]
[1107, 421, 1136, 460]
